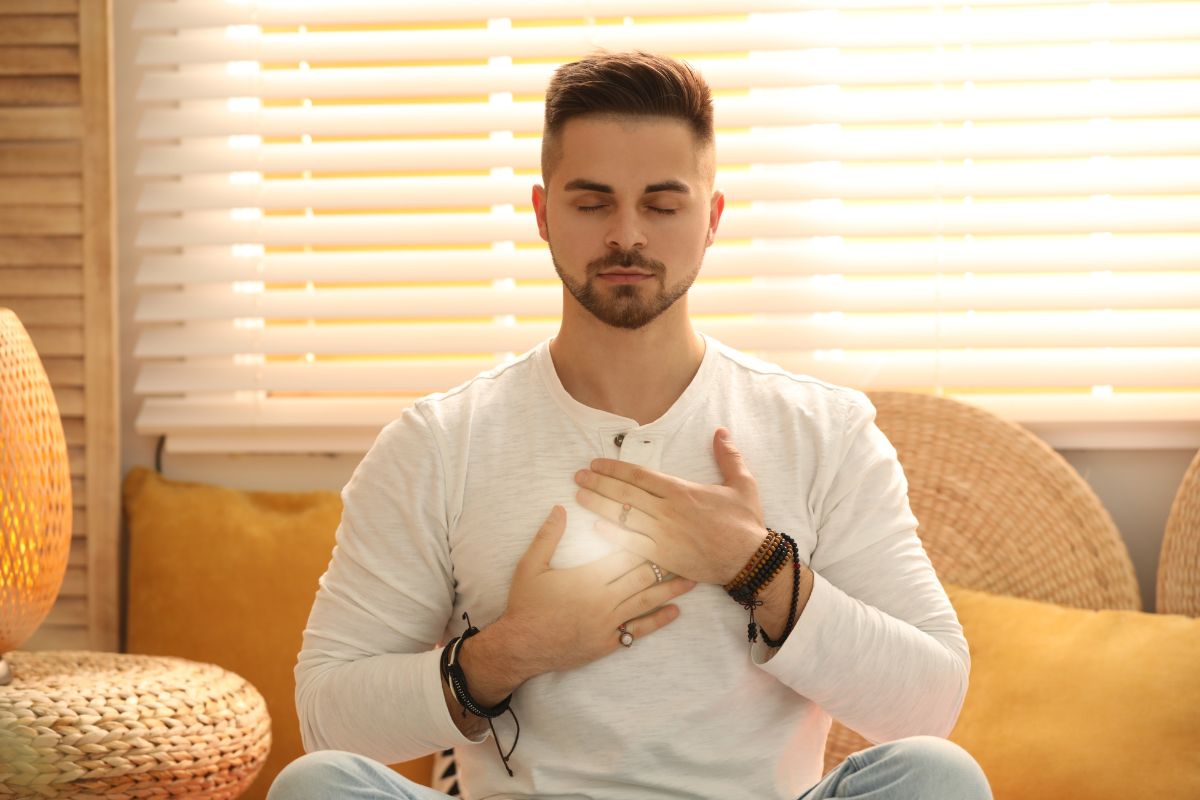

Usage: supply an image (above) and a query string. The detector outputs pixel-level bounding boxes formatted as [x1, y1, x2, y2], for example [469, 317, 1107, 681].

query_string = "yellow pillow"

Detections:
[122, 467, 435, 799]
[945, 583, 1200, 800]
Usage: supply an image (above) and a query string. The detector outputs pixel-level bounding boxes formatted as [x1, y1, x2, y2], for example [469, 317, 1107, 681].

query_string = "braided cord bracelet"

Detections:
[439, 612, 520, 776]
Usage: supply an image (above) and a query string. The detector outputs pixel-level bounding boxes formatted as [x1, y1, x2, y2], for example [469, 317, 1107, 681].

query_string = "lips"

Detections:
[599, 270, 651, 277]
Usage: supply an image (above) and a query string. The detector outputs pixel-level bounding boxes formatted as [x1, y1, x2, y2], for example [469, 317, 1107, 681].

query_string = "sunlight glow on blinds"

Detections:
[131, 0, 1200, 453]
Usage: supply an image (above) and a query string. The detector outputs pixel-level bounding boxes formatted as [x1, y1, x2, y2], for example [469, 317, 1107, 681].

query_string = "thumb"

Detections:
[519, 505, 567, 573]
[713, 427, 750, 487]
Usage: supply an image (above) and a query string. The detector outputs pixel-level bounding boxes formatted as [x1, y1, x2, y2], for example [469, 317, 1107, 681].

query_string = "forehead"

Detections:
[549, 114, 712, 190]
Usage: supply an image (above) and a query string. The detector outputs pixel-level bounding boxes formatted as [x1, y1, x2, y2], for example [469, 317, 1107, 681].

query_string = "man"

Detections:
[268, 51, 992, 800]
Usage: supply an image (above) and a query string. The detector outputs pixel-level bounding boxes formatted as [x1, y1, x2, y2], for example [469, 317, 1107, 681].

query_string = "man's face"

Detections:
[533, 115, 724, 330]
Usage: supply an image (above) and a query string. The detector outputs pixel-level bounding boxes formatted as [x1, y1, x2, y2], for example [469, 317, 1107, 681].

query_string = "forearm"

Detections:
[755, 533, 970, 742]
[753, 559, 814, 645]
[297, 648, 481, 763]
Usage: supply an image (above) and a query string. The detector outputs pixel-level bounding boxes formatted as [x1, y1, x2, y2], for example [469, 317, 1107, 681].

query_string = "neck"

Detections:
[549, 295, 706, 426]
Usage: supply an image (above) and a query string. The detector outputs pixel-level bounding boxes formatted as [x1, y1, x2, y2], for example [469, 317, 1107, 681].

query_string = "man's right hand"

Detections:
[450, 505, 695, 718]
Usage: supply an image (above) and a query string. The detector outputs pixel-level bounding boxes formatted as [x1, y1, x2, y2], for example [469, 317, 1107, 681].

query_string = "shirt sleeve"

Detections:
[754, 391, 970, 744]
[294, 406, 487, 764]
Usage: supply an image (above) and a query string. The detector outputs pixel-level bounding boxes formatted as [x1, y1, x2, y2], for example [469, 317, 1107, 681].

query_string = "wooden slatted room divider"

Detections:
[0, 0, 118, 652]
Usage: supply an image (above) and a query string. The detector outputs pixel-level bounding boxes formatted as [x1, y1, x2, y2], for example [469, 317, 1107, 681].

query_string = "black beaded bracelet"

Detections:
[729, 530, 802, 645]
[761, 532, 802, 648]
[439, 612, 520, 776]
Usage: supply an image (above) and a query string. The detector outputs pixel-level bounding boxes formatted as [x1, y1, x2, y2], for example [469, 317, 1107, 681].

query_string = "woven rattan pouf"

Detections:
[0, 651, 271, 798]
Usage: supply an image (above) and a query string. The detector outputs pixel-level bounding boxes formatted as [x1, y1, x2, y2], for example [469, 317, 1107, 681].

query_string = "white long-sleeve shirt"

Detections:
[295, 334, 969, 800]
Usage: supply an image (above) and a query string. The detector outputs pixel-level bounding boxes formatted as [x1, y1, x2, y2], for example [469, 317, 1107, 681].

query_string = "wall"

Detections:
[112, 3, 1193, 616]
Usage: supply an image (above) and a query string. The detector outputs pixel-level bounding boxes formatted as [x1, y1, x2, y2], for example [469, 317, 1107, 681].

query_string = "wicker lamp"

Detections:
[0, 308, 72, 686]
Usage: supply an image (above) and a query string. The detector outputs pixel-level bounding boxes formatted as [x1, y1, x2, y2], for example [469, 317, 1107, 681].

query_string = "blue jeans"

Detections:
[267, 736, 992, 799]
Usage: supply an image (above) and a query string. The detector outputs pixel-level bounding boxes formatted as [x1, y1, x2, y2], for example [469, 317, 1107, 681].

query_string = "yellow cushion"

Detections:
[122, 467, 435, 799]
[945, 582, 1200, 800]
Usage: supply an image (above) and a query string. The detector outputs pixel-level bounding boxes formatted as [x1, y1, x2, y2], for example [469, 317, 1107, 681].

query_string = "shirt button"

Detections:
[614, 433, 625, 447]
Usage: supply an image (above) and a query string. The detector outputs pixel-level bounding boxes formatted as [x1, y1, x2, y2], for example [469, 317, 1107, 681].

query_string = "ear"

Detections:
[532, 184, 550, 243]
[705, 190, 725, 248]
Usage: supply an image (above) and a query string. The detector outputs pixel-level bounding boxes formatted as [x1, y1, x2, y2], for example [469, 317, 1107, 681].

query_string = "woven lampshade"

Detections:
[0, 309, 72, 684]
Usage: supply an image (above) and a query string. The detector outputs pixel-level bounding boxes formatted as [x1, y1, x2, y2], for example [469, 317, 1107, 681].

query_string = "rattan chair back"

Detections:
[1157, 449, 1200, 617]
[823, 390, 1141, 775]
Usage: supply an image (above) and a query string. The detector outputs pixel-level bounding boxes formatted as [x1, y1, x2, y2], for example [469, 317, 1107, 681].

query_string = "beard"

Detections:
[551, 245, 700, 330]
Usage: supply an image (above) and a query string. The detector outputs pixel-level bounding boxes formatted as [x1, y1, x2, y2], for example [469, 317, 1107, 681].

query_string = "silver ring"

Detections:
[618, 624, 634, 647]
[649, 562, 664, 583]
[619, 503, 631, 526]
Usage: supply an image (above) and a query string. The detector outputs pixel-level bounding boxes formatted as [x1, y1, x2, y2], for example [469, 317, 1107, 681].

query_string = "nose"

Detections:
[605, 207, 647, 251]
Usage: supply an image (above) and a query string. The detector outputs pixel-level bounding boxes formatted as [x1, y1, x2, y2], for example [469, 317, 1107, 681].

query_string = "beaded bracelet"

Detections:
[728, 536, 790, 605]
[760, 532, 802, 648]
[724, 528, 782, 594]
[439, 612, 520, 776]
[726, 530, 802, 645]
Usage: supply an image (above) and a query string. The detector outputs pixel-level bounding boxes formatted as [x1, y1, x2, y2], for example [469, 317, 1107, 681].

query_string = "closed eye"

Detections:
[648, 207, 677, 215]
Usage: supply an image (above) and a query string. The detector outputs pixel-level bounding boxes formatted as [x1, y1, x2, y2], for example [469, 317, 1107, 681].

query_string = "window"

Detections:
[130, 0, 1200, 453]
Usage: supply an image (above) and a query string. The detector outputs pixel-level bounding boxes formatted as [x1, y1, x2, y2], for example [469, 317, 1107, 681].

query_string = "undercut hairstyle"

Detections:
[540, 51, 715, 181]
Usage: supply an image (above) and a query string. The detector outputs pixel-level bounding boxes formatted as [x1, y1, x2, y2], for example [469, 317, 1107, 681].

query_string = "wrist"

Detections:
[726, 528, 812, 646]
[455, 618, 537, 707]
[722, 526, 771, 587]
[724, 528, 787, 602]
[757, 560, 795, 620]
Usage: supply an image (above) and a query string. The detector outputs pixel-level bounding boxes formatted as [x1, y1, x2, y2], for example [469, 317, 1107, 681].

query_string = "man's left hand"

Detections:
[573, 427, 767, 586]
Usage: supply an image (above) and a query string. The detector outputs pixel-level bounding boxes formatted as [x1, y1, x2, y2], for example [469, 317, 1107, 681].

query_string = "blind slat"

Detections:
[135, 200, 1200, 248]
[135, 106, 1200, 177]
[138, 47, 1200, 102]
[134, 348, 1200, 394]
[135, 276, 1200, 320]
[133, 319, 1200, 357]
[135, 237, 1200, 286]
[129, 0, 1183, 30]
[135, 390, 1200, 434]
[139, 105, 1200, 161]
[137, 159, 1200, 212]
[136, 8, 1200, 66]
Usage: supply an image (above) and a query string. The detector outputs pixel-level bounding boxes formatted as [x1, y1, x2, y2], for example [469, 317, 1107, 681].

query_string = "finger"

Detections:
[612, 603, 682, 649]
[613, 578, 696, 628]
[594, 518, 658, 561]
[576, 486, 657, 534]
[587, 459, 677, 500]
[577, 548, 646, 583]
[575, 469, 664, 517]
[518, 505, 567, 572]
[713, 427, 753, 490]
[607, 560, 669, 599]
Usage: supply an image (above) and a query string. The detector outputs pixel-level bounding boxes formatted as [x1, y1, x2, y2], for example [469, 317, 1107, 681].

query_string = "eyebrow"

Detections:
[562, 178, 691, 195]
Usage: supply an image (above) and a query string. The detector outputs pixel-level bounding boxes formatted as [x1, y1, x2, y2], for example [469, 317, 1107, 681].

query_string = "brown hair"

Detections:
[541, 51, 714, 180]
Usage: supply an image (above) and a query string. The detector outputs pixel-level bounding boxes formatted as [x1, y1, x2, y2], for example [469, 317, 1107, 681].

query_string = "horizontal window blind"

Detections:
[131, 0, 1200, 454]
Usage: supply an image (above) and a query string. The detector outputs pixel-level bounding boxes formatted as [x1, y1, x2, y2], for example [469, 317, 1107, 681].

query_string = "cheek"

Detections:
[668, 216, 713, 251]
[546, 206, 590, 236]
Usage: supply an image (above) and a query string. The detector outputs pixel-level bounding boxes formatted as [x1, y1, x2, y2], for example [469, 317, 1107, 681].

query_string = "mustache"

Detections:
[587, 250, 665, 275]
